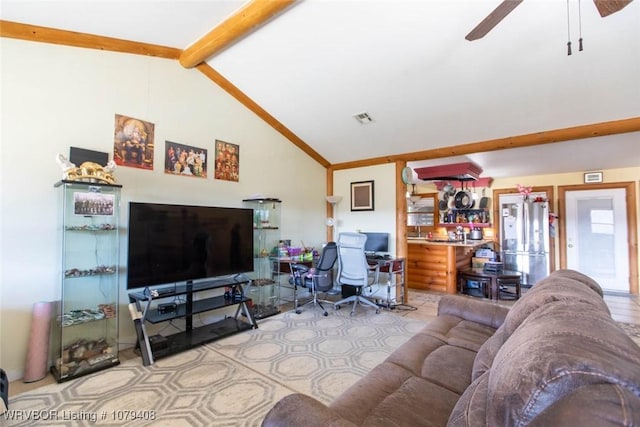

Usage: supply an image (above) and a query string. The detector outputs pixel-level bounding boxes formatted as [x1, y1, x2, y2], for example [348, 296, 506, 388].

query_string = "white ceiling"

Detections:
[2, 0, 639, 178]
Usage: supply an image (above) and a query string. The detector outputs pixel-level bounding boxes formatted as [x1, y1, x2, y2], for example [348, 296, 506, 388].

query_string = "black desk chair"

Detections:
[289, 242, 338, 316]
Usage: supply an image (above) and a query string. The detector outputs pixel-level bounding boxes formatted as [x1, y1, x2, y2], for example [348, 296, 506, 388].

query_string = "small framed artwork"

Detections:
[164, 141, 208, 178]
[584, 171, 603, 183]
[214, 140, 239, 182]
[350, 180, 375, 211]
[113, 114, 155, 170]
[73, 192, 114, 216]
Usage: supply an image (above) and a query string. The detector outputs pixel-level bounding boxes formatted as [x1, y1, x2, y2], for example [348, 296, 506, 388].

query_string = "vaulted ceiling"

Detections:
[2, 0, 639, 179]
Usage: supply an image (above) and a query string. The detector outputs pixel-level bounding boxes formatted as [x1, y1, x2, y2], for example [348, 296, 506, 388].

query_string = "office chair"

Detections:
[289, 242, 338, 316]
[334, 232, 381, 315]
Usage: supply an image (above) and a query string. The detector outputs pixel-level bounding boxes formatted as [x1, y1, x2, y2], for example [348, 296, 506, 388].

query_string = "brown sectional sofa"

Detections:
[262, 270, 640, 426]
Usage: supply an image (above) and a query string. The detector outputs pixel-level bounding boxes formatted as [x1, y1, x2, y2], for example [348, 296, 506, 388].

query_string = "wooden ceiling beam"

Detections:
[179, 0, 296, 68]
[0, 20, 181, 59]
[330, 117, 640, 170]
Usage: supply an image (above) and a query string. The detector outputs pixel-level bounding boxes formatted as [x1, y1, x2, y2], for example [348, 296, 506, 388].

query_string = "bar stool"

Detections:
[457, 268, 522, 301]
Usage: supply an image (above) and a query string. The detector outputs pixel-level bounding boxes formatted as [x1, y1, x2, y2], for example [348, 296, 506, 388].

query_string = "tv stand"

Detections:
[128, 277, 257, 366]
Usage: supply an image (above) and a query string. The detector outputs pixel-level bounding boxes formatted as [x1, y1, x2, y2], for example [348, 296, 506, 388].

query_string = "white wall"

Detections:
[0, 38, 327, 380]
[333, 163, 397, 254]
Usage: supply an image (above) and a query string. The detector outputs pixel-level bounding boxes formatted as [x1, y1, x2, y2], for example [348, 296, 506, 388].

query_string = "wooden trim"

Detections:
[558, 181, 638, 295]
[0, 20, 181, 59]
[179, 0, 296, 68]
[3, 21, 638, 173]
[196, 63, 330, 168]
[326, 167, 335, 242]
[331, 117, 640, 171]
[395, 161, 408, 303]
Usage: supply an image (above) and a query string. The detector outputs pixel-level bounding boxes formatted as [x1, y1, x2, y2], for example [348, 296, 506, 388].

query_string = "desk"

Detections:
[457, 268, 521, 301]
[277, 257, 313, 274]
[275, 257, 317, 308]
[366, 257, 406, 307]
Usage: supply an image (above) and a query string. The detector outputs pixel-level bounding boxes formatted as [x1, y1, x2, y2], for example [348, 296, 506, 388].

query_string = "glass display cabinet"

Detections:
[50, 180, 121, 382]
[242, 197, 282, 319]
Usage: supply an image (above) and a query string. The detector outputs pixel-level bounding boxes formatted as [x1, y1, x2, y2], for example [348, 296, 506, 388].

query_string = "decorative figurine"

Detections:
[56, 154, 117, 184]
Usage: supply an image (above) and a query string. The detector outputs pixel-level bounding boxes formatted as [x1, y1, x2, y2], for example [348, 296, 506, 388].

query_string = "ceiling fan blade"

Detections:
[465, 0, 524, 41]
[593, 0, 633, 17]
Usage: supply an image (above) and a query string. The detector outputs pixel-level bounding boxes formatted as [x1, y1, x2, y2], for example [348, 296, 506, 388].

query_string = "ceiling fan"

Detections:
[465, 0, 634, 41]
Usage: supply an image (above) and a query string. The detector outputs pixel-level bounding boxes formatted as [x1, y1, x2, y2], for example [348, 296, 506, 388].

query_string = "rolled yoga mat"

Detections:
[23, 301, 55, 383]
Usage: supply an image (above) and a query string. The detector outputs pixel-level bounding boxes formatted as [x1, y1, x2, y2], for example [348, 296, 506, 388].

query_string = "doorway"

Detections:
[559, 182, 638, 294]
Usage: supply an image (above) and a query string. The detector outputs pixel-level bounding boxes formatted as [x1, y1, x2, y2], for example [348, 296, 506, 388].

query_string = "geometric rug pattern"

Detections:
[6, 308, 427, 426]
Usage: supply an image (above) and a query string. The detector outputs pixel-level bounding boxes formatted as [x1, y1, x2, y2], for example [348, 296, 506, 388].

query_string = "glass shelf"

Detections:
[51, 181, 121, 382]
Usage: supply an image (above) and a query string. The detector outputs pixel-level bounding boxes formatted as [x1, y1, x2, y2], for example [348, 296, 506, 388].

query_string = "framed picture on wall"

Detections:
[113, 114, 155, 170]
[164, 141, 208, 178]
[214, 140, 239, 182]
[350, 180, 375, 211]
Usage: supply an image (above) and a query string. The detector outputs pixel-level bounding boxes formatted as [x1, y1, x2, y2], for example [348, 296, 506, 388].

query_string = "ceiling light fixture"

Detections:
[353, 112, 374, 125]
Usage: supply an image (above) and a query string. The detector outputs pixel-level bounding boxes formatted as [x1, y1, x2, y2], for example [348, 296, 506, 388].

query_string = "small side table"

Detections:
[458, 268, 521, 301]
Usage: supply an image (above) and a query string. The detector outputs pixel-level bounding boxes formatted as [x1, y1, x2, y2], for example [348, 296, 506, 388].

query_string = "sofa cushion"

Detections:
[420, 345, 476, 395]
[363, 376, 461, 427]
[437, 295, 508, 329]
[501, 273, 609, 337]
[446, 372, 490, 427]
[540, 268, 603, 296]
[471, 325, 507, 381]
[486, 299, 640, 426]
[330, 362, 414, 424]
[472, 269, 607, 383]
[330, 360, 461, 426]
[262, 393, 357, 427]
[444, 319, 499, 353]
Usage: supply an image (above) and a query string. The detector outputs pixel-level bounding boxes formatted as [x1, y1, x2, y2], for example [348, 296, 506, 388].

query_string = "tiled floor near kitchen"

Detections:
[398, 288, 640, 325]
[8, 289, 640, 398]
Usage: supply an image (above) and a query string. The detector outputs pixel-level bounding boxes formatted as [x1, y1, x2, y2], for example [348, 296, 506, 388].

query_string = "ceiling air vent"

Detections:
[353, 112, 374, 124]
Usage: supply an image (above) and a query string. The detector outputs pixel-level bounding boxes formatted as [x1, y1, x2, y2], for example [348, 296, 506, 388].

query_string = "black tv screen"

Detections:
[127, 202, 254, 289]
[363, 232, 389, 253]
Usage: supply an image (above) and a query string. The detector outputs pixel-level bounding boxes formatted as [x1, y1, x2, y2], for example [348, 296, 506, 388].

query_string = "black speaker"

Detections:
[69, 147, 109, 166]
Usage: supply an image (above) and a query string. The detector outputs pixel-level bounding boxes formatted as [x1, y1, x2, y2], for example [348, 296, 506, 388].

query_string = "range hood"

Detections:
[414, 161, 482, 182]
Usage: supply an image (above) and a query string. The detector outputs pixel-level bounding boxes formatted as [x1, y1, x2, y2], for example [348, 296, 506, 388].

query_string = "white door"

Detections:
[565, 188, 629, 292]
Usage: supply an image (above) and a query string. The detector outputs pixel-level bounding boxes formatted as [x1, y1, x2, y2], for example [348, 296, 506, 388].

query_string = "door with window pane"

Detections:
[565, 188, 629, 292]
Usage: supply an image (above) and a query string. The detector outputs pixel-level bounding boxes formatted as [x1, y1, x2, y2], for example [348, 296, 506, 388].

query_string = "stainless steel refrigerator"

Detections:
[499, 194, 550, 287]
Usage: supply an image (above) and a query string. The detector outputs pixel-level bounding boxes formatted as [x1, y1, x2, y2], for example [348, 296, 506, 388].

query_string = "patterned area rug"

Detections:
[6, 309, 426, 426]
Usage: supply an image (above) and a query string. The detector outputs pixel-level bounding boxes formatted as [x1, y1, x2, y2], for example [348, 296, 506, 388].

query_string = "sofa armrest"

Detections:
[437, 295, 508, 329]
[262, 394, 356, 427]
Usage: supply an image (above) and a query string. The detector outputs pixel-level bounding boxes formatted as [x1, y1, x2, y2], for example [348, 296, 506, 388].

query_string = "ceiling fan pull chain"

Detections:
[578, 0, 584, 51]
[566, 0, 572, 55]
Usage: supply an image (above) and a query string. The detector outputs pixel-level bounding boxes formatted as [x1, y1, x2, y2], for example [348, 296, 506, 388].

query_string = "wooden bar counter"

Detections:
[407, 238, 491, 294]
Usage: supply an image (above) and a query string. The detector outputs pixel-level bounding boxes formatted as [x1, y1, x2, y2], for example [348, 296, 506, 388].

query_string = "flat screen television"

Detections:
[363, 232, 389, 253]
[127, 202, 254, 289]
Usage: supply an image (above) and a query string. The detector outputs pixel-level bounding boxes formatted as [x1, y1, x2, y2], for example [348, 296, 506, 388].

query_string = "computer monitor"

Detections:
[363, 232, 389, 254]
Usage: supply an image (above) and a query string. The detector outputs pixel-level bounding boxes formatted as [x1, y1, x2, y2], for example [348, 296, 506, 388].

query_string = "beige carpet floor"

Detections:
[6, 307, 428, 426]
